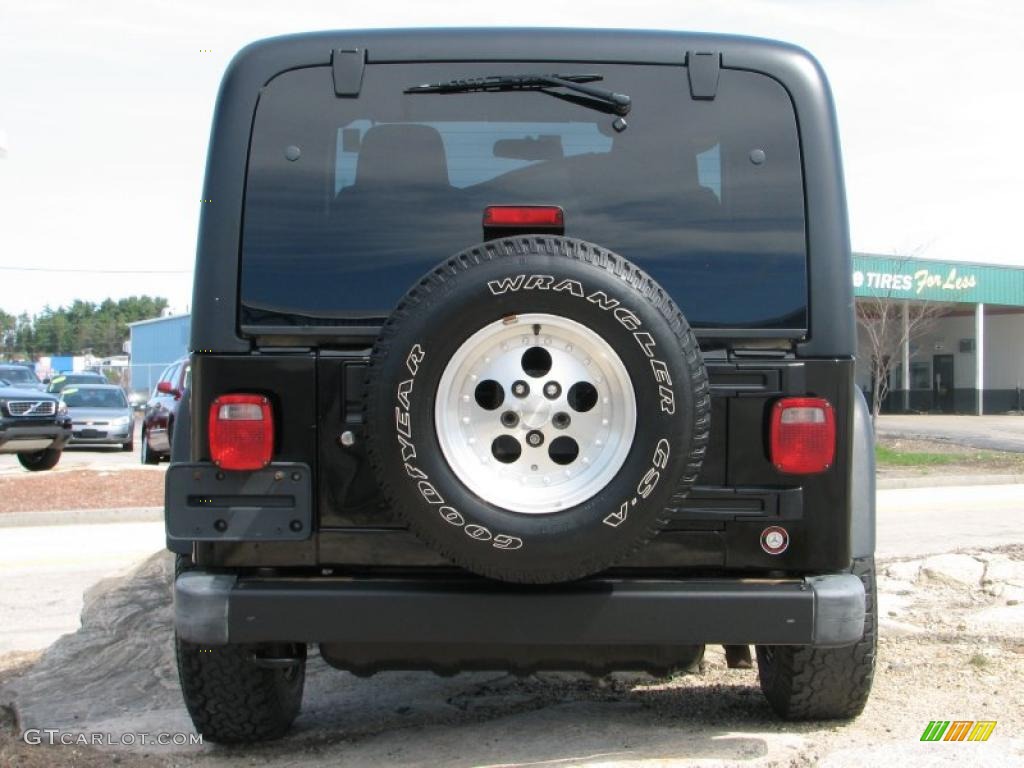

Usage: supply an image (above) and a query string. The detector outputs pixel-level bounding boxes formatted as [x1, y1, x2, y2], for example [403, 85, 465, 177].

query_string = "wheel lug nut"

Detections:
[543, 381, 561, 399]
[501, 411, 520, 428]
[526, 429, 545, 447]
[552, 412, 571, 429]
[512, 380, 529, 398]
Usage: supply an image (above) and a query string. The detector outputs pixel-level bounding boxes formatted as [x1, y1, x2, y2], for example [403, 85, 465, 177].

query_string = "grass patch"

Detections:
[968, 652, 989, 669]
[876, 439, 1024, 471]
[875, 445, 959, 467]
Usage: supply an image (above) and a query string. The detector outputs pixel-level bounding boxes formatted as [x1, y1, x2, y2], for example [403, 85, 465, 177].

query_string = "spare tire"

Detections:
[365, 236, 709, 583]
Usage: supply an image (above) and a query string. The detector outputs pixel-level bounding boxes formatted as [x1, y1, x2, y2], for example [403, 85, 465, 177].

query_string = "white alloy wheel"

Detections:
[435, 313, 636, 514]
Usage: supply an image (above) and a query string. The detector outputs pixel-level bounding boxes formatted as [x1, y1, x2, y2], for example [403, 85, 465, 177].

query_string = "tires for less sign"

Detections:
[852, 254, 1024, 307]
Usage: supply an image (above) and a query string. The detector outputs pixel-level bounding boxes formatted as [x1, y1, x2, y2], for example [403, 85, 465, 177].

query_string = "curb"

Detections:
[877, 474, 1024, 489]
[0, 507, 162, 528]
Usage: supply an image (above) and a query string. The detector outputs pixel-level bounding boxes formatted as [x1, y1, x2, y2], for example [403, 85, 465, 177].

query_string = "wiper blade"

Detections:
[405, 73, 631, 116]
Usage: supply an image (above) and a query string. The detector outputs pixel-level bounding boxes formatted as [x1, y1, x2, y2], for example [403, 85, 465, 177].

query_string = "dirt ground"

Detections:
[2, 548, 1023, 767]
[0, 468, 164, 513]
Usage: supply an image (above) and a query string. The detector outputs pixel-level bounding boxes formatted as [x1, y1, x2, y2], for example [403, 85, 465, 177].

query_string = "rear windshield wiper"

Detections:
[405, 73, 632, 117]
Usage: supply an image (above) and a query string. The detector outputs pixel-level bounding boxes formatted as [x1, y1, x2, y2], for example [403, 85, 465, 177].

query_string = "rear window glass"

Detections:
[47, 374, 105, 392]
[241, 62, 806, 331]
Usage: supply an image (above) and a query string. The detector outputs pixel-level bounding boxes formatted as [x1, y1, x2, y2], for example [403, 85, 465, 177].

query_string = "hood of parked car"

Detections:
[0, 386, 58, 401]
[66, 406, 133, 423]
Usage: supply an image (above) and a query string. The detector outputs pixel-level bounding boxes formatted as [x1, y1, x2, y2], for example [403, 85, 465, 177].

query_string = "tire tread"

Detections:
[756, 557, 877, 720]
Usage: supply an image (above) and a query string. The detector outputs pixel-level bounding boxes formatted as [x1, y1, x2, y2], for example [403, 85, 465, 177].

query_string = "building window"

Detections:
[911, 361, 930, 390]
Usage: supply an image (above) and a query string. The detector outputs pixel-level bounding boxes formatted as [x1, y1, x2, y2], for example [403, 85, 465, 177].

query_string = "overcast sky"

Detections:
[1, 0, 1022, 316]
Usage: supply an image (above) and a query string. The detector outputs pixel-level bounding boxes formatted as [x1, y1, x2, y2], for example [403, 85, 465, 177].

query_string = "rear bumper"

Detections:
[175, 571, 865, 651]
[0, 421, 72, 453]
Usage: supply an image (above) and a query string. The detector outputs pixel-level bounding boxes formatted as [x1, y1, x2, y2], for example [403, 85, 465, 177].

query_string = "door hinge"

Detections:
[687, 51, 721, 100]
[332, 48, 366, 97]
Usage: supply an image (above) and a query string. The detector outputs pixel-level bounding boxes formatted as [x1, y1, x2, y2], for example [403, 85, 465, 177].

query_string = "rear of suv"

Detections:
[167, 28, 876, 743]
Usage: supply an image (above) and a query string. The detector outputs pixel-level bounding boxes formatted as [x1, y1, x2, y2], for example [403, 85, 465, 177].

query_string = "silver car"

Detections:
[59, 384, 134, 450]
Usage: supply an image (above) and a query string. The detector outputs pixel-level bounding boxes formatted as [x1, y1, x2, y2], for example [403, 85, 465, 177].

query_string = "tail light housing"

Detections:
[208, 394, 273, 470]
[770, 397, 835, 474]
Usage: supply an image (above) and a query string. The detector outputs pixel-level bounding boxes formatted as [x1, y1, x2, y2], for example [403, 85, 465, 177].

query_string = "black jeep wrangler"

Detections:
[168, 28, 876, 743]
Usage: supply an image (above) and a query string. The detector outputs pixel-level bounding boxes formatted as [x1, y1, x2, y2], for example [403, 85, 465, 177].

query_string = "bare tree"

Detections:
[856, 270, 949, 419]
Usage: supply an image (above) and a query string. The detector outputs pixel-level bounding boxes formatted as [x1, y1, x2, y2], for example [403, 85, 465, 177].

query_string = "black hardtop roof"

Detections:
[231, 27, 814, 68]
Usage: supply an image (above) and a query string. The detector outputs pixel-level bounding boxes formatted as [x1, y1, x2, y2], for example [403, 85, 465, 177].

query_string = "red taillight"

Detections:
[483, 205, 564, 229]
[770, 397, 836, 475]
[208, 394, 273, 471]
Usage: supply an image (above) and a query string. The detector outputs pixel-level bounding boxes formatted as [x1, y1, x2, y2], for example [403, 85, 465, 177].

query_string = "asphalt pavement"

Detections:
[0, 419, 147, 475]
[876, 413, 1024, 452]
[875, 483, 1024, 557]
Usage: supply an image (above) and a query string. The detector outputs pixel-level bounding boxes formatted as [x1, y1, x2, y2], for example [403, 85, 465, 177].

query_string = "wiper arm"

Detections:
[405, 73, 631, 116]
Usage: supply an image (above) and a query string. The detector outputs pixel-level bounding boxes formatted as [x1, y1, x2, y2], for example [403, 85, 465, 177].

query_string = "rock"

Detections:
[2, 552, 180, 732]
[885, 560, 923, 582]
[983, 558, 1024, 586]
[1002, 585, 1024, 603]
[920, 554, 985, 587]
[985, 582, 1005, 597]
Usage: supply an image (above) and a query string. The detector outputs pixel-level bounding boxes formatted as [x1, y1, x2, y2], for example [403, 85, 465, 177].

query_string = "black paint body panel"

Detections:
[190, 355, 853, 574]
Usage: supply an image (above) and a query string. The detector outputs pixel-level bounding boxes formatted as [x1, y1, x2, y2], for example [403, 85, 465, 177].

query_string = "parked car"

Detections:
[0, 364, 45, 392]
[46, 372, 107, 394]
[141, 358, 189, 464]
[168, 29, 875, 743]
[60, 384, 134, 450]
[0, 381, 72, 470]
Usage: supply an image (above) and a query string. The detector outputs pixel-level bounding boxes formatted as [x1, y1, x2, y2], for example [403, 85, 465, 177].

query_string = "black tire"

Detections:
[365, 236, 710, 583]
[174, 556, 305, 743]
[140, 429, 159, 464]
[122, 438, 134, 452]
[755, 556, 877, 720]
[17, 447, 62, 471]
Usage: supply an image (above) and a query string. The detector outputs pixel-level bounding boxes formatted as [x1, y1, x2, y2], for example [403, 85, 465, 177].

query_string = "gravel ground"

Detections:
[2, 548, 1023, 767]
[0, 468, 164, 513]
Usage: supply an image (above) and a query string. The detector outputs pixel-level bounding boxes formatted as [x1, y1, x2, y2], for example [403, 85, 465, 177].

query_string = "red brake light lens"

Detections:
[770, 397, 836, 475]
[208, 394, 273, 471]
[483, 205, 564, 228]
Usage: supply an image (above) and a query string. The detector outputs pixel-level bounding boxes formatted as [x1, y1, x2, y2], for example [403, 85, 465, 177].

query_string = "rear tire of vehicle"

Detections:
[141, 430, 158, 464]
[755, 557, 877, 720]
[365, 236, 710, 584]
[17, 448, 62, 471]
[174, 555, 305, 744]
[122, 439, 134, 452]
